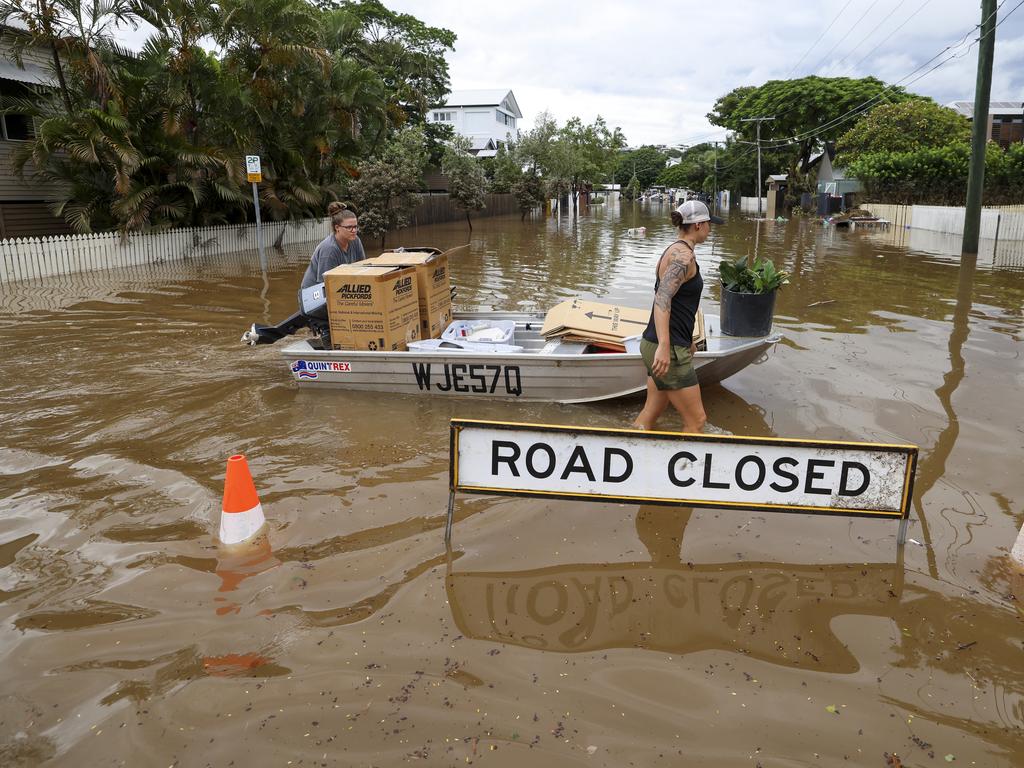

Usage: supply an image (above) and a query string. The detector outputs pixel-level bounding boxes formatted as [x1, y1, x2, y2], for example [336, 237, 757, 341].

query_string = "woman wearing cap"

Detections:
[632, 199, 724, 433]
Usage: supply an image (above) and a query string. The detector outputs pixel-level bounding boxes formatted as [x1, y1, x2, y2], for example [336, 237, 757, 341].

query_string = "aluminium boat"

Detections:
[280, 311, 779, 404]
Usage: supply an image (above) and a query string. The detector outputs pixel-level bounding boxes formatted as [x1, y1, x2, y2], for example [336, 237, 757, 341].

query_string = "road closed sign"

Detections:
[245, 155, 262, 183]
[449, 420, 917, 519]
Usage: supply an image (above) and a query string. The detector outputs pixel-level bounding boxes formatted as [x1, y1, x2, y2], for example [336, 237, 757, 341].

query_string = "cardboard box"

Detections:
[323, 263, 421, 351]
[362, 249, 453, 339]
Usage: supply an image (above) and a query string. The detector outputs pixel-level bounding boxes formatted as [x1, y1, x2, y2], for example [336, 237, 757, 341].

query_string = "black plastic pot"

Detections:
[720, 286, 777, 337]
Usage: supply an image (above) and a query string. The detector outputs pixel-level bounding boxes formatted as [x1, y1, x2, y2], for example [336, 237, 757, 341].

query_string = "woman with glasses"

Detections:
[300, 201, 366, 289]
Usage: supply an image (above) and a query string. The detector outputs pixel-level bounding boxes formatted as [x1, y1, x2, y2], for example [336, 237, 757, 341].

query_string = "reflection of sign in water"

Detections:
[450, 420, 917, 519]
[447, 562, 902, 672]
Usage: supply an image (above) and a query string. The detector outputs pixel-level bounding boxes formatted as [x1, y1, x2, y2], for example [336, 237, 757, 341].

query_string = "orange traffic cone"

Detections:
[219, 454, 267, 545]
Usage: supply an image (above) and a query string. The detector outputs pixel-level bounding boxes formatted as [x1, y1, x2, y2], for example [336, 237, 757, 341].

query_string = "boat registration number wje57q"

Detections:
[280, 311, 781, 404]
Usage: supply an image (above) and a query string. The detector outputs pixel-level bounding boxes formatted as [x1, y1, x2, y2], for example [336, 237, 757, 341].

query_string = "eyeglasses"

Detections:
[340, 224, 359, 231]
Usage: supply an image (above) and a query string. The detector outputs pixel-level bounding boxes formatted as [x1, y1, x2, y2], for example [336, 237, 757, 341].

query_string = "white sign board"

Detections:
[449, 420, 917, 519]
[245, 155, 262, 182]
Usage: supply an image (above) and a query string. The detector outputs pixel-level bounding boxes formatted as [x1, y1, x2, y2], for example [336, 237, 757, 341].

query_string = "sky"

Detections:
[108, 0, 1024, 148]
[382, 0, 1024, 147]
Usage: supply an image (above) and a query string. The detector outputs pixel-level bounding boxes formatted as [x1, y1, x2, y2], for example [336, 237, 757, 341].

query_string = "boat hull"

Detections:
[280, 312, 778, 404]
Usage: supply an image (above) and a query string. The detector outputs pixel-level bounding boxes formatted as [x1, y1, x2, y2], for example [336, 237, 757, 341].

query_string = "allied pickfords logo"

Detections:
[393, 276, 414, 297]
[336, 284, 372, 297]
[432, 266, 447, 283]
[291, 360, 352, 379]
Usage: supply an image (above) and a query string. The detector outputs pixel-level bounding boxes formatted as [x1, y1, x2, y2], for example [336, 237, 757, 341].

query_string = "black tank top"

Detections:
[642, 241, 703, 347]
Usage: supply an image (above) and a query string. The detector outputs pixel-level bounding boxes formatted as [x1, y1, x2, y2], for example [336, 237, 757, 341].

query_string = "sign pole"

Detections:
[245, 155, 266, 268]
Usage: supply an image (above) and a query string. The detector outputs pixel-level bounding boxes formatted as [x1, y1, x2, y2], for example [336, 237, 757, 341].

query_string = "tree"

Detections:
[708, 76, 914, 174]
[442, 135, 487, 230]
[510, 169, 544, 220]
[613, 145, 666, 189]
[554, 115, 625, 207]
[347, 125, 428, 247]
[622, 174, 640, 201]
[835, 99, 972, 165]
[489, 142, 521, 194]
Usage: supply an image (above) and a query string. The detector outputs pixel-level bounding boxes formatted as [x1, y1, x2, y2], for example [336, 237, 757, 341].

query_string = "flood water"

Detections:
[1, 201, 1023, 766]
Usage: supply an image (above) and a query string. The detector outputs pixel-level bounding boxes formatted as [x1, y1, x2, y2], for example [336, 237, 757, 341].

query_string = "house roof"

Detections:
[0, 56, 55, 86]
[443, 89, 522, 118]
[947, 100, 1024, 118]
[470, 137, 496, 151]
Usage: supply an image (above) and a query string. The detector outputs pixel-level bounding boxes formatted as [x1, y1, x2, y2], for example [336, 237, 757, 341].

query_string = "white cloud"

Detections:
[109, 0, 1024, 146]
[388, 0, 1024, 144]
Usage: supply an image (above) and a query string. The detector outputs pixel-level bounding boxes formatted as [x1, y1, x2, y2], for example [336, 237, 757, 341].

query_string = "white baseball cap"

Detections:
[676, 199, 725, 225]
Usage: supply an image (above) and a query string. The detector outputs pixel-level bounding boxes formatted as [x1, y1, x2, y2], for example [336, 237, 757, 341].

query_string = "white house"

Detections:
[430, 89, 522, 157]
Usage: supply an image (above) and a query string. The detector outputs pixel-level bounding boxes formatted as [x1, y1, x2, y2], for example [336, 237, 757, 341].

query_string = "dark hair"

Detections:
[328, 201, 357, 229]
[670, 210, 699, 232]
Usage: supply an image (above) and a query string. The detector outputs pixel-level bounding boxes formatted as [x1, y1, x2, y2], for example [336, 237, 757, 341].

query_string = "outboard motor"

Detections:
[241, 283, 331, 347]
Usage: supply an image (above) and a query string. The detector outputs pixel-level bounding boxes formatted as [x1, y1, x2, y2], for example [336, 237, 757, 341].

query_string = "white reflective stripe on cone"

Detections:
[219, 503, 266, 545]
[1013, 523, 1024, 568]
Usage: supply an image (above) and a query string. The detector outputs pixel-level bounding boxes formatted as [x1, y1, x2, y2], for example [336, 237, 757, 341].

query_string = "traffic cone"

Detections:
[219, 454, 267, 545]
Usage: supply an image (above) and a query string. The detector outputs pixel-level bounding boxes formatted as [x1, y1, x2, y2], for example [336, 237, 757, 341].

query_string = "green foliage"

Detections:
[719, 256, 790, 295]
[0, 0, 454, 232]
[623, 174, 640, 201]
[347, 125, 428, 245]
[613, 145, 666, 189]
[442, 134, 487, 228]
[847, 142, 1024, 205]
[510, 170, 544, 220]
[709, 76, 913, 172]
[836, 99, 971, 164]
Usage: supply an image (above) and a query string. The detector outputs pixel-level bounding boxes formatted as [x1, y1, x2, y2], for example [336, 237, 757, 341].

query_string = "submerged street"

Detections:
[1, 202, 1022, 765]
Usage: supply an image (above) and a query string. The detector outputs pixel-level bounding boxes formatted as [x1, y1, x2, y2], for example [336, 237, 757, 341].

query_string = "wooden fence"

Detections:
[0, 193, 519, 285]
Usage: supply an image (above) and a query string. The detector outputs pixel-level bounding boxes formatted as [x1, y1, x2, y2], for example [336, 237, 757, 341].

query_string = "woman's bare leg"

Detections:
[632, 377, 669, 430]
[666, 383, 707, 433]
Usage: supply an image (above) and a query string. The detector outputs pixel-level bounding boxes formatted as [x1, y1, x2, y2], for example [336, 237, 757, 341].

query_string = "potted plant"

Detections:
[718, 256, 790, 337]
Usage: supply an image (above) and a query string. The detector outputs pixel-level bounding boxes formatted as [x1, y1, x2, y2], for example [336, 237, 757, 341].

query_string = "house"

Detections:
[0, 27, 70, 237]
[430, 89, 522, 157]
[946, 101, 1024, 149]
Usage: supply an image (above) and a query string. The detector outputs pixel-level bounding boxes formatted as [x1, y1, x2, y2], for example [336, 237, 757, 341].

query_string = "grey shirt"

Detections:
[300, 234, 366, 289]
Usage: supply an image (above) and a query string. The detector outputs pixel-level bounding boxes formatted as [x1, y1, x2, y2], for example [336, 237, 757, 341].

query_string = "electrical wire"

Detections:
[831, 0, 908, 74]
[784, 0, 856, 79]
[807, 0, 883, 75]
[741, 0, 1015, 152]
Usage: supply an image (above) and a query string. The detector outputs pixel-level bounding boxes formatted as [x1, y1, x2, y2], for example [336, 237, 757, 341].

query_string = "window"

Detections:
[496, 110, 514, 127]
[433, 111, 454, 123]
[0, 79, 36, 141]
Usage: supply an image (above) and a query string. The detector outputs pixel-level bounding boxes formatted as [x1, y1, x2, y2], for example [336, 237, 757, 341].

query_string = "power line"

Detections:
[846, 0, 936, 74]
[832, 0, 909, 74]
[785, 0, 856, 79]
[807, 0, 883, 75]
[743, 2, 1014, 152]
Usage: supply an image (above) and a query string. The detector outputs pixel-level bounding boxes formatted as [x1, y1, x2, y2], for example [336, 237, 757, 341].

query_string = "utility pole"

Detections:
[963, 0, 997, 255]
[741, 116, 775, 217]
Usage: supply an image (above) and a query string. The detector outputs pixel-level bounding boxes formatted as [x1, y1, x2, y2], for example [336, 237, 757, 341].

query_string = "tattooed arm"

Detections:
[650, 245, 695, 377]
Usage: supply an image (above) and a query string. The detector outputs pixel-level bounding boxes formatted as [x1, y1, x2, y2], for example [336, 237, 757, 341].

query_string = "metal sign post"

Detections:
[246, 155, 266, 268]
[446, 419, 918, 552]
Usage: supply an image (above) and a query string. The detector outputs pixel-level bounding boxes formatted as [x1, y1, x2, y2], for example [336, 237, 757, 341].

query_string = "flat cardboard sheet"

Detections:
[541, 298, 705, 347]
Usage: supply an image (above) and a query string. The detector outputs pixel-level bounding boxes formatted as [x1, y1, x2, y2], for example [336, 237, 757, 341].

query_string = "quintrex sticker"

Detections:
[291, 360, 352, 379]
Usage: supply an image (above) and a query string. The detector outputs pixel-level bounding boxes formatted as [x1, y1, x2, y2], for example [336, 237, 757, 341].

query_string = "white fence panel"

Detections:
[0, 214, 334, 285]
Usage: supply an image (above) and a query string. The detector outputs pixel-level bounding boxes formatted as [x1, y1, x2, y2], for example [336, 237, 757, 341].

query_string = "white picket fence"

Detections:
[0, 216, 331, 285]
[862, 203, 1024, 241]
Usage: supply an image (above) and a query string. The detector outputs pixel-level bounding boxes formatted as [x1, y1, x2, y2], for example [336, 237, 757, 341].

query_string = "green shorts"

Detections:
[640, 338, 699, 390]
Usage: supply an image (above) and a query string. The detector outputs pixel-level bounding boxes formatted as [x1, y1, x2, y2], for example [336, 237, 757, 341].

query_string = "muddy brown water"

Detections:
[1, 203, 1023, 766]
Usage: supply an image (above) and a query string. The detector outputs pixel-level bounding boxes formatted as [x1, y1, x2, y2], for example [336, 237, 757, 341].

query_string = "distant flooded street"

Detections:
[1, 201, 1023, 766]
